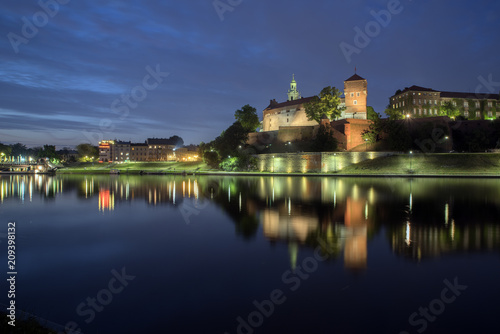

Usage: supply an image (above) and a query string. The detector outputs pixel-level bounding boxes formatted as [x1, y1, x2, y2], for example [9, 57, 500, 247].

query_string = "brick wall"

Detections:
[257, 152, 394, 173]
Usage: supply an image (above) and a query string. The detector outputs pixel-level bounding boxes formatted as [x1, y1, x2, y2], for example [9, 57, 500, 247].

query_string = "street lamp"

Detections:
[365, 138, 368, 152]
[334, 153, 337, 172]
[409, 150, 413, 172]
[272, 155, 275, 173]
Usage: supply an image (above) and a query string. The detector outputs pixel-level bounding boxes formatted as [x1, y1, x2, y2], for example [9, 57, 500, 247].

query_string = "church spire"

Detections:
[287, 74, 301, 101]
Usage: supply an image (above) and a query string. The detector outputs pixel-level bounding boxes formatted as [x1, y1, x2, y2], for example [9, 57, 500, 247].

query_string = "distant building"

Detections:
[146, 138, 176, 161]
[114, 141, 131, 162]
[98, 139, 199, 162]
[389, 85, 500, 119]
[262, 73, 368, 132]
[130, 143, 149, 161]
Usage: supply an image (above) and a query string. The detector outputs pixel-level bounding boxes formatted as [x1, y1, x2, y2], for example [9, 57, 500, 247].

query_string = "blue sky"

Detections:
[1, 0, 499, 147]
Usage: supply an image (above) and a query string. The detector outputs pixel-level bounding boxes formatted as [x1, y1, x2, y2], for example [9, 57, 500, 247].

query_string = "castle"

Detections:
[261, 73, 368, 132]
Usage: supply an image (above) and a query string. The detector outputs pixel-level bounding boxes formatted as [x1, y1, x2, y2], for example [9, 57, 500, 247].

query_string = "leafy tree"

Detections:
[305, 86, 345, 123]
[10, 143, 28, 156]
[0, 143, 12, 159]
[366, 106, 381, 121]
[167, 135, 184, 147]
[76, 143, 98, 160]
[213, 122, 248, 158]
[312, 125, 337, 152]
[439, 101, 460, 119]
[235, 104, 260, 132]
[384, 107, 404, 120]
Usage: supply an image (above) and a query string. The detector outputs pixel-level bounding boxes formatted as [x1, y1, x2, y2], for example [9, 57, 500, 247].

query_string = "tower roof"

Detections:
[345, 73, 365, 82]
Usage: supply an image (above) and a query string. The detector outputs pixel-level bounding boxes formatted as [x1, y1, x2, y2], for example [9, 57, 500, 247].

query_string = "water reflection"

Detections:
[2, 174, 500, 269]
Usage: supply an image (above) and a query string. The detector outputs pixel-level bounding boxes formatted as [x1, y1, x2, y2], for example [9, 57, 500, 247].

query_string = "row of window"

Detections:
[393, 92, 439, 101]
[394, 100, 496, 109]
[412, 108, 500, 118]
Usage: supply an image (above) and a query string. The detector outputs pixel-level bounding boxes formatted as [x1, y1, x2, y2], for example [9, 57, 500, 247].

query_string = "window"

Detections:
[476, 102, 480, 108]
[403, 101, 405, 107]
[435, 100, 437, 105]
[419, 99, 421, 104]
[424, 99, 427, 104]
[488, 111, 492, 117]
[413, 108, 417, 114]
[354, 100, 358, 105]
[488, 102, 493, 107]
[357, 92, 360, 97]
[465, 111, 469, 117]
[419, 109, 422, 115]
[413, 99, 416, 104]
[464, 101, 468, 108]
[497, 112, 500, 118]
[435, 109, 438, 115]
[287, 118, 289, 123]
[351, 93, 354, 97]
[476, 111, 481, 118]
[452, 101, 457, 106]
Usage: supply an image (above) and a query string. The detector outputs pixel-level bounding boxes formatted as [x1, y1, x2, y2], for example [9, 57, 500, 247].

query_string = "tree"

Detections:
[0, 143, 12, 159]
[10, 143, 28, 156]
[384, 107, 405, 120]
[312, 125, 338, 152]
[76, 143, 98, 160]
[167, 135, 184, 147]
[305, 86, 345, 123]
[214, 121, 248, 158]
[235, 104, 260, 132]
[367, 106, 381, 121]
[439, 101, 460, 119]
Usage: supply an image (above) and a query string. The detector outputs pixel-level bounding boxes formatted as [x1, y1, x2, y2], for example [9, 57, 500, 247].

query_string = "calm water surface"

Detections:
[0, 174, 499, 334]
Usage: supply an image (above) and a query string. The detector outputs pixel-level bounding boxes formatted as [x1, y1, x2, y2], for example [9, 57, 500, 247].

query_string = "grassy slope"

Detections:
[339, 153, 500, 175]
[57, 154, 500, 176]
[57, 161, 211, 174]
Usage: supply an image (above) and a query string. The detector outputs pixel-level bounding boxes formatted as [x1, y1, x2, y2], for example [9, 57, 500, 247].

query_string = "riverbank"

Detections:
[55, 153, 500, 177]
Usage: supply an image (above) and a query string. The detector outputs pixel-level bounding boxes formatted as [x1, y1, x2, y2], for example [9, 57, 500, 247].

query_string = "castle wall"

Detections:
[257, 152, 394, 173]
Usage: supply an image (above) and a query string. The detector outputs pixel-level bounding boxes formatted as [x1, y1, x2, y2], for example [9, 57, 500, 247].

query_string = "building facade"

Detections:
[98, 139, 199, 163]
[389, 85, 500, 120]
[262, 73, 368, 132]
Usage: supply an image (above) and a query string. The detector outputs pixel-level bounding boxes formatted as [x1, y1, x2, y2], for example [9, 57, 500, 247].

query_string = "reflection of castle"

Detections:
[260, 185, 372, 271]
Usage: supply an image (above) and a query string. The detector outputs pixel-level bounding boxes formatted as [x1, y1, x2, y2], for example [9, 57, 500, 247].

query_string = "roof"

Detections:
[402, 85, 437, 93]
[147, 138, 174, 145]
[131, 143, 148, 147]
[265, 96, 316, 110]
[345, 73, 365, 82]
[440, 91, 499, 100]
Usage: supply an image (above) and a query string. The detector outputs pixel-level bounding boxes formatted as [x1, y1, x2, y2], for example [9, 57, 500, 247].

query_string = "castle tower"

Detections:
[287, 74, 301, 101]
[343, 73, 367, 119]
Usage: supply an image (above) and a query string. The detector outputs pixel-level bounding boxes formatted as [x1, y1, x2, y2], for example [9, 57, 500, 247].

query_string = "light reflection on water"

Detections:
[0, 174, 500, 333]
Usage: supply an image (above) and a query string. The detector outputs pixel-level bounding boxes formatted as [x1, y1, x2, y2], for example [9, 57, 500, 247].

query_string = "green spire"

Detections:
[287, 74, 301, 101]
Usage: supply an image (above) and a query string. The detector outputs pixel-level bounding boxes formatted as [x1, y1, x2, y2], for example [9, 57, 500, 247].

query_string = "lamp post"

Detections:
[409, 150, 413, 173]
[365, 138, 368, 152]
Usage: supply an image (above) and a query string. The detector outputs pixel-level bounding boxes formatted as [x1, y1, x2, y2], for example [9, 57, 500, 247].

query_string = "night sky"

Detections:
[1, 0, 499, 147]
